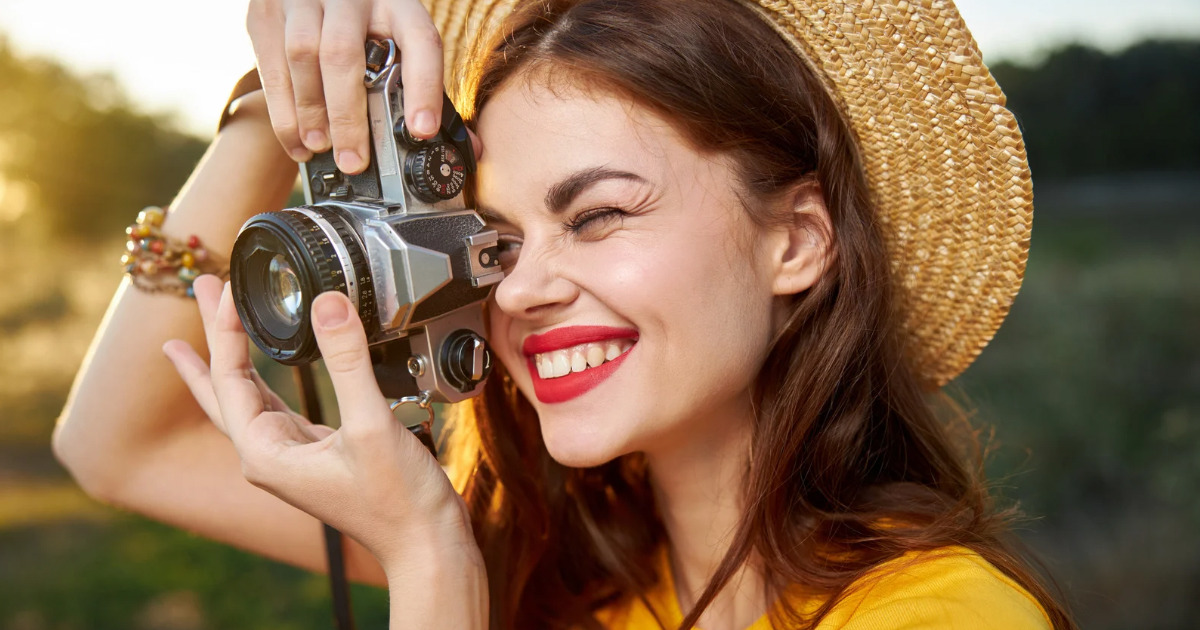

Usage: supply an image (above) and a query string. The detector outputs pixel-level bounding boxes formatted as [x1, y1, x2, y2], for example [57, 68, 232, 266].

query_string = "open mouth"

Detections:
[522, 326, 638, 403]
[532, 339, 635, 379]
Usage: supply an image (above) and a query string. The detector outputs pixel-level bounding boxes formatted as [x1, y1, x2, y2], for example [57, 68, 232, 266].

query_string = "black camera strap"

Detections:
[295, 364, 356, 630]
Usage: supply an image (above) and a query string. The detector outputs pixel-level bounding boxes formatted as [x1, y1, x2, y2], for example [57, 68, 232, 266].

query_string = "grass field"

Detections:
[0, 175, 1196, 629]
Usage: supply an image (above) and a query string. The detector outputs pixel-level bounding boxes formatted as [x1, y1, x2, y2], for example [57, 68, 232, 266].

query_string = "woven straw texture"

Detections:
[422, 0, 1033, 388]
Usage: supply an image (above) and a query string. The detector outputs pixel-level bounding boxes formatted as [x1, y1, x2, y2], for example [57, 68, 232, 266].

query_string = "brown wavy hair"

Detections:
[441, 0, 1075, 628]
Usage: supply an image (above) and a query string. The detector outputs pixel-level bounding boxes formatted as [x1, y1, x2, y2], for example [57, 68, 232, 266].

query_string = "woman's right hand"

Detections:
[246, 0, 447, 173]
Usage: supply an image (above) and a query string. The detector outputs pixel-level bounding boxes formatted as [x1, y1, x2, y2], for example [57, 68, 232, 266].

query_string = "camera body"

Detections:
[230, 40, 502, 403]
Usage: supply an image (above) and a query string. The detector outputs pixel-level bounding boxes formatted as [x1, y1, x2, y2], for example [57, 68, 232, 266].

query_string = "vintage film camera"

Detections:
[229, 39, 503, 407]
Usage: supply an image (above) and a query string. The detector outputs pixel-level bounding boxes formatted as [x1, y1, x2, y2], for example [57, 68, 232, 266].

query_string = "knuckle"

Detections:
[294, 101, 328, 121]
[412, 22, 444, 51]
[272, 119, 301, 143]
[319, 37, 363, 71]
[321, 343, 365, 375]
[326, 112, 365, 140]
[406, 68, 442, 94]
[257, 66, 292, 92]
[285, 34, 321, 65]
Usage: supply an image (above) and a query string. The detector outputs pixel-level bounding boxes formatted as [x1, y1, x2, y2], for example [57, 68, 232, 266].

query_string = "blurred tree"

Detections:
[993, 40, 1200, 178]
[0, 37, 207, 241]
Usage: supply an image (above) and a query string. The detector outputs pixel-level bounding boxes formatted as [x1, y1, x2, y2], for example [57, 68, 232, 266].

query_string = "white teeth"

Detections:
[552, 350, 570, 378]
[532, 339, 634, 380]
[586, 344, 606, 368]
[571, 348, 587, 373]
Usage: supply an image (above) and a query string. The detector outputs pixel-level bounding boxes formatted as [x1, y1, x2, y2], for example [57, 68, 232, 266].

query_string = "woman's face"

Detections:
[475, 76, 785, 468]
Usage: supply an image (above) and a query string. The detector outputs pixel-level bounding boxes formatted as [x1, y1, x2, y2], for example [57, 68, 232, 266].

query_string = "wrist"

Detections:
[381, 505, 483, 584]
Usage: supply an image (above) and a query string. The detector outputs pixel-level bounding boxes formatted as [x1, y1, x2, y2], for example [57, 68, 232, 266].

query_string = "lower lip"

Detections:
[526, 345, 634, 404]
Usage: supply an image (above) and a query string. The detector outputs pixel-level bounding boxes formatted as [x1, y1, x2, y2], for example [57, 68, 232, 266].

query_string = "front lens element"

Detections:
[266, 255, 303, 327]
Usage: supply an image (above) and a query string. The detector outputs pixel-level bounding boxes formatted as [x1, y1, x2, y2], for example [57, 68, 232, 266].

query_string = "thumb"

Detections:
[310, 291, 393, 435]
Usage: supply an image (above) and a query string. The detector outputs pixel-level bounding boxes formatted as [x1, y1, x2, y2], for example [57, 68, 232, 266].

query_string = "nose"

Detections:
[492, 241, 579, 319]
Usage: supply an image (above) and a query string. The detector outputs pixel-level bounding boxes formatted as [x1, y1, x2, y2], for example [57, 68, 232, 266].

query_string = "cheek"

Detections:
[485, 300, 522, 375]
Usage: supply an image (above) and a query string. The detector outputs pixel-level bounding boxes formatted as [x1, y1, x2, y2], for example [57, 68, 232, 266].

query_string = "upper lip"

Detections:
[522, 325, 639, 356]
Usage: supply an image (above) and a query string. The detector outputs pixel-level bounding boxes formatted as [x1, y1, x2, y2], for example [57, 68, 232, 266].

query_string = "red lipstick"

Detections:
[523, 326, 638, 404]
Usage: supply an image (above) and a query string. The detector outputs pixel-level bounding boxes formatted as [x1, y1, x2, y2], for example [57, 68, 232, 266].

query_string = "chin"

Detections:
[538, 417, 631, 469]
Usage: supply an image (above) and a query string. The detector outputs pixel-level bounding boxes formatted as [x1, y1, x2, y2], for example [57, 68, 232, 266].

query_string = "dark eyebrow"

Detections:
[477, 167, 648, 225]
[544, 167, 647, 214]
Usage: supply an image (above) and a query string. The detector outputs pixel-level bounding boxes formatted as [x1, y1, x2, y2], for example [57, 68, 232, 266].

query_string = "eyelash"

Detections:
[489, 207, 629, 271]
[563, 207, 628, 234]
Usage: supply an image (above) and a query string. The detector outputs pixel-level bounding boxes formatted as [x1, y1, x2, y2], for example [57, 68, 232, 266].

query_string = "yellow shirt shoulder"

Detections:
[594, 547, 1051, 629]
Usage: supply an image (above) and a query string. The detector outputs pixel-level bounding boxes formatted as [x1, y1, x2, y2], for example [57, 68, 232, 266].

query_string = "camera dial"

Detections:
[404, 142, 467, 203]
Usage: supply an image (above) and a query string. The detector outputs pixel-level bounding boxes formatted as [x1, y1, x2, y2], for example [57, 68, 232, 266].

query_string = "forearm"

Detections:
[387, 538, 490, 630]
[53, 92, 298, 495]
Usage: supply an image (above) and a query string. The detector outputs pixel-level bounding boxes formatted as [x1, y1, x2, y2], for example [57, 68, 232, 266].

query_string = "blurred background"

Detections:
[1, 1, 1198, 629]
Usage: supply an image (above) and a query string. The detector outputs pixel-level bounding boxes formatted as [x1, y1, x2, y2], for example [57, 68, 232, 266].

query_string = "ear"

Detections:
[766, 179, 835, 296]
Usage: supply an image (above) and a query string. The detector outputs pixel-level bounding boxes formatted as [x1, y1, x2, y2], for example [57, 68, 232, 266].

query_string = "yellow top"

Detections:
[594, 547, 1052, 629]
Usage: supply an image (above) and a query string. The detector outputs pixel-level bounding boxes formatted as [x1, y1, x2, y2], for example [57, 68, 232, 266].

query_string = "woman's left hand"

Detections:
[175, 274, 477, 577]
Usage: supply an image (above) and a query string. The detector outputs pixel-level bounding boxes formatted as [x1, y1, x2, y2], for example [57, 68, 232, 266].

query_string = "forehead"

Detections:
[472, 76, 716, 219]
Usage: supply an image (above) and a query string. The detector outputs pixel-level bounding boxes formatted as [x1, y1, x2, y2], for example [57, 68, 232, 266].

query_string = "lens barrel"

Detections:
[230, 207, 374, 365]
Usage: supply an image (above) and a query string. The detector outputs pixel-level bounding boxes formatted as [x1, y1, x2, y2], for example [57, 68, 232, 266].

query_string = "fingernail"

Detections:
[313, 295, 349, 328]
[305, 129, 328, 151]
[337, 149, 362, 173]
[412, 109, 436, 137]
[290, 147, 312, 162]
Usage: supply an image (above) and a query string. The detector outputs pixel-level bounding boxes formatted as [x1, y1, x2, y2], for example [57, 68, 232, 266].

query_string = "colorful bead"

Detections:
[140, 239, 153, 251]
[133, 224, 152, 238]
[125, 240, 139, 253]
[121, 253, 135, 266]
[192, 248, 209, 263]
[149, 239, 165, 254]
[178, 267, 199, 282]
[139, 260, 159, 275]
[181, 252, 195, 268]
[137, 207, 165, 227]
[185, 285, 195, 298]
[187, 235, 201, 249]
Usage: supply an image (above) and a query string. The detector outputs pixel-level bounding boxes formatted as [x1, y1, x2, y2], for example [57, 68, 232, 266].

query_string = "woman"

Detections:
[54, 0, 1073, 628]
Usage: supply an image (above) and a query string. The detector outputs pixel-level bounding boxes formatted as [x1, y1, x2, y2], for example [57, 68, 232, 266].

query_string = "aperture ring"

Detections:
[290, 208, 360, 307]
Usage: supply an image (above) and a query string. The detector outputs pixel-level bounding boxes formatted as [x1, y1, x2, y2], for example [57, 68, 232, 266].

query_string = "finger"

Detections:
[161, 339, 226, 432]
[283, 0, 331, 153]
[250, 369, 292, 415]
[207, 282, 268, 442]
[247, 0, 312, 162]
[320, 0, 371, 174]
[308, 291, 394, 438]
[193, 274, 225, 347]
[388, 4, 445, 139]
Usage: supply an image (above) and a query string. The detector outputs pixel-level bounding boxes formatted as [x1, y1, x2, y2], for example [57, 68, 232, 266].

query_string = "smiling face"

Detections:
[475, 76, 789, 468]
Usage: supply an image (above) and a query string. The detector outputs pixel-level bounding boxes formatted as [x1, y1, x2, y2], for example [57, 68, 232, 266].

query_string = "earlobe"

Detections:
[770, 180, 834, 296]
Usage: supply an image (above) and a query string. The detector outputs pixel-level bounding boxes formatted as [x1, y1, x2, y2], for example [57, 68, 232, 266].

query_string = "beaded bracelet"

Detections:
[122, 206, 229, 298]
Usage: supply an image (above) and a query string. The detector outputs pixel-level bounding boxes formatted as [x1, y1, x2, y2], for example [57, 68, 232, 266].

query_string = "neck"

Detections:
[644, 394, 769, 630]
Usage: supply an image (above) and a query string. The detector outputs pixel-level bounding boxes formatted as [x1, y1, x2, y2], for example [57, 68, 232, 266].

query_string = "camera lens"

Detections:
[265, 255, 303, 327]
[230, 207, 373, 365]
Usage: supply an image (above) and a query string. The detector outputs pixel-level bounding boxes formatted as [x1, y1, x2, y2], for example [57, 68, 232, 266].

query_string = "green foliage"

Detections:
[992, 40, 1200, 178]
[0, 516, 389, 629]
[0, 37, 207, 240]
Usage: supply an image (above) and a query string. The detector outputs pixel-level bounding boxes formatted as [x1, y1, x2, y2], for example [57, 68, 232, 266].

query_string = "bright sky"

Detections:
[2, 0, 1199, 136]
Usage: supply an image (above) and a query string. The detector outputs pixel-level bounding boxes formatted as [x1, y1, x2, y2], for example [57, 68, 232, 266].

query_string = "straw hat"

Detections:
[424, 0, 1033, 388]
